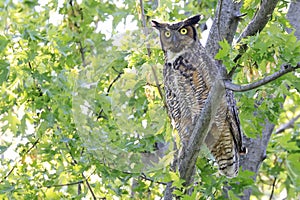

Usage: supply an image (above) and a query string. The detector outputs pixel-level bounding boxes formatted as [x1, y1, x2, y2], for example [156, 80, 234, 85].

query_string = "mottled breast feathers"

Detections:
[152, 15, 246, 178]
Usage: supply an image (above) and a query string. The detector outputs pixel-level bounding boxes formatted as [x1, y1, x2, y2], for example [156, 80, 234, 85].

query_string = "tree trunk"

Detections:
[287, 0, 300, 40]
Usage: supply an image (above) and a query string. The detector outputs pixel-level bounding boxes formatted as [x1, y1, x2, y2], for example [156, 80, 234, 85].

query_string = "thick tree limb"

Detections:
[225, 62, 300, 92]
[179, 79, 225, 188]
[206, 0, 243, 58]
[236, 0, 280, 43]
[287, 0, 300, 40]
[230, 0, 279, 77]
[163, 78, 225, 199]
[275, 114, 300, 134]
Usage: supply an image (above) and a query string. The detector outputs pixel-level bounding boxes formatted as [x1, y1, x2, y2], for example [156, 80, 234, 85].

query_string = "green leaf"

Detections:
[0, 35, 9, 51]
[0, 182, 15, 194]
[228, 190, 240, 200]
[215, 39, 231, 60]
[286, 153, 300, 191]
[0, 145, 9, 154]
[2, 110, 20, 133]
[0, 60, 9, 84]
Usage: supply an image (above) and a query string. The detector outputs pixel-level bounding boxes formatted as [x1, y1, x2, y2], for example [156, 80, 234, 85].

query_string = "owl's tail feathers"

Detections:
[217, 149, 239, 178]
[211, 138, 241, 178]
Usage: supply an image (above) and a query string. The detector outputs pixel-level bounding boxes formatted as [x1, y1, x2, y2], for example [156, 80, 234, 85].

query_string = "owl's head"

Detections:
[152, 15, 201, 53]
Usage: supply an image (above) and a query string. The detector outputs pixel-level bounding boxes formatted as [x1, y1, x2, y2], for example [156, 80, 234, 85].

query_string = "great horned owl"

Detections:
[152, 15, 246, 178]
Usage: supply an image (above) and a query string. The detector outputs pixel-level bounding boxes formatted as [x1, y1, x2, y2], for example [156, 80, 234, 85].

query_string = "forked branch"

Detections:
[225, 62, 300, 92]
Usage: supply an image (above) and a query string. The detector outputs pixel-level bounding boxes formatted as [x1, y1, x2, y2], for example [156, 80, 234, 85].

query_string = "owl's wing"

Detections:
[207, 89, 246, 178]
[226, 89, 247, 155]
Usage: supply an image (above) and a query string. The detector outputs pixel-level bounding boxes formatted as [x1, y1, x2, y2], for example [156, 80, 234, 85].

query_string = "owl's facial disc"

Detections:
[165, 29, 194, 53]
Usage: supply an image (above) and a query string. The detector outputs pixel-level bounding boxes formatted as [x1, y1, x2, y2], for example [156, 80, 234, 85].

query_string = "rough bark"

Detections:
[236, 0, 280, 43]
[287, 0, 300, 40]
[206, 0, 243, 58]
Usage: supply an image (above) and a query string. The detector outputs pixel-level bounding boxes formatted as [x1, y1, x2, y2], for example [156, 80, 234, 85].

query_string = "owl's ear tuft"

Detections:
[184, 15, 201, 26]
[151, 20, 165, 29]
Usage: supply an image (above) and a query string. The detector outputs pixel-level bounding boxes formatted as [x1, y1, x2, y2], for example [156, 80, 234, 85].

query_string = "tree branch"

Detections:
[78, 41, 87, 67]
[275, 114, 300, 134]
[236, 0, 280, 43]
[229, 0, 279, 77]
[140, 173, 167, 185]
[206, 0, 243, 58]
[97, 69, 124, 120]
[139, 0, 166, 106]
[65, 144, 97, 200]
[46, 180, 84, 188]
[82, 172, 97, 200]
[225, 62, 300, 92]
[179, 79, 225, 188]
[269, 175, 277, 200]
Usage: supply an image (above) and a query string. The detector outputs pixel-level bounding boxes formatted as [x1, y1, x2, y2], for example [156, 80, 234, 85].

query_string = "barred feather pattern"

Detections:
[164, 45, 214, 147]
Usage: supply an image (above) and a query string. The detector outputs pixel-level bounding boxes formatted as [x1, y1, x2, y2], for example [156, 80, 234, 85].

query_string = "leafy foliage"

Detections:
[0, 0, 299, 199]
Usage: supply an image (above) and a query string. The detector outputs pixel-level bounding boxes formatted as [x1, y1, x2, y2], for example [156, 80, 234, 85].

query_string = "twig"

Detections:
[107, 71, 124, 95]
[146, 82, 162, 88]
[65, 144, 97, 199]
[120, 170, 167, 186]
[97, 70, 124, 120]
[68, 0, 87, 67]
[269, 156, 285, 200]
[78, 41, 87, 67]
[47, 180, 84, 188]
[275, 114, 300, 134]
[82, 172, 97, 200]
[139, 0, 151, 57]
[139, 0, 166, 107]
[269, 176, 277, 200]
[225, 62, 300, 92]
[140, 173, 167, 185]
[0, 138, 40, 183]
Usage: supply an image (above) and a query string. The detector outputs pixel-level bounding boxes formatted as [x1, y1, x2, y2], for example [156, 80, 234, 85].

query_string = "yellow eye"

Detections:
[180, 28, 188, 35]
[164, 31, 171, 38]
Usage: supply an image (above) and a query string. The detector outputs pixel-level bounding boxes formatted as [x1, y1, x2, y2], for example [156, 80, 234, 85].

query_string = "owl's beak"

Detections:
[171, 35, 180, 48]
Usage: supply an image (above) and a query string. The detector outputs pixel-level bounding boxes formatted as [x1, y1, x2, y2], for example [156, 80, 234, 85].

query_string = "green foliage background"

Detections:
[0, 0, 299, 199]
